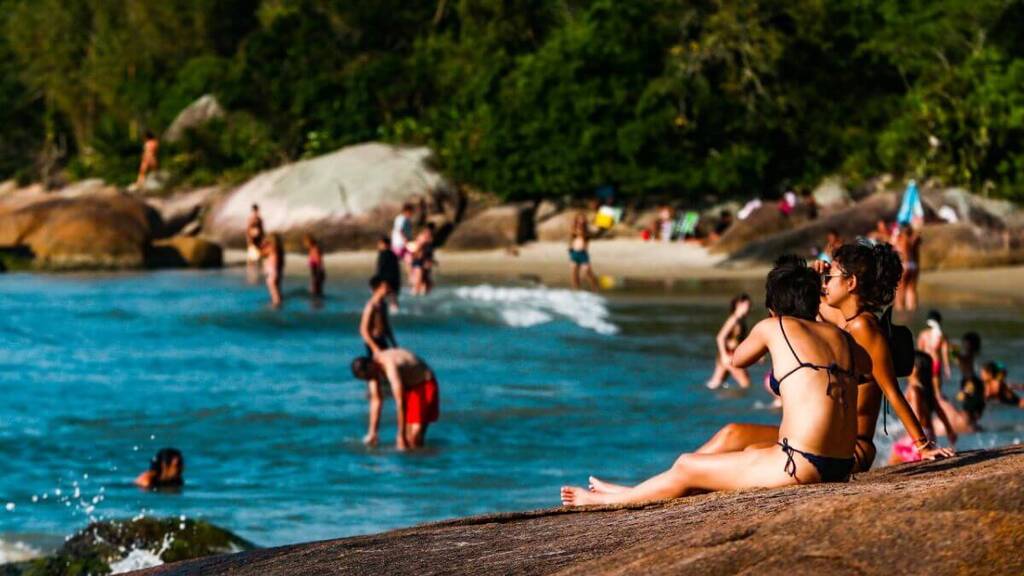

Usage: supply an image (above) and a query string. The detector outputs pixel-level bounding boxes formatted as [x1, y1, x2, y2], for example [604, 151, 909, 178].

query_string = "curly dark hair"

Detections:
[765, 255, 820, 320]
[832, 241, 903, 312]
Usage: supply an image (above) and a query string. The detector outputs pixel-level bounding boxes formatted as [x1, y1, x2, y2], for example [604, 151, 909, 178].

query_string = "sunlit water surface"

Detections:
[1, 271, 1022, 554]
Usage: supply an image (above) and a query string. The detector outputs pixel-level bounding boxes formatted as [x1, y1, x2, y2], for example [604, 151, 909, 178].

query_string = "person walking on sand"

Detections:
[562, 256, 865, 506]
[303, 233, 325, 298]
[706, 294, 752, 390]
[262, 233, 284, 308]
[351, 349, 440, 450]
[246, 204, 265, 281]
[360, 276, 398, 357]
[569, 212, 598, 291]
[135, 130, 159, 188]
[917, 310, 951, 396]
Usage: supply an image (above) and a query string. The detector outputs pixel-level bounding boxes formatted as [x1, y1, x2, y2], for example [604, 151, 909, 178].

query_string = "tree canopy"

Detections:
[2, 0, 1023, 202]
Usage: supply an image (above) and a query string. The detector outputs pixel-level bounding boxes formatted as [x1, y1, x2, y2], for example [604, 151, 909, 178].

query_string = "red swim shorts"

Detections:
[403, 378, 440, 425]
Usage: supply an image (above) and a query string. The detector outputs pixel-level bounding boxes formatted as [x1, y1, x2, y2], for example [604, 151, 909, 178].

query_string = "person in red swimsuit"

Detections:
[351, 348, 439, 451]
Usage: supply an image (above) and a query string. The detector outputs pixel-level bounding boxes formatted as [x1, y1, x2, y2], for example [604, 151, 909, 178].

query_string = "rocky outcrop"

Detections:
[140, 446, 1024, 575]
[920, 223, 1024, 269]
[711, 201, 818, 255]
[164, 95, 226, 143]
[5, 518, 254, 576]
[536, 210, 580, 242]
[203, 143, 455, 251]
[0, 191, 159, 269]
[723, 192, 899, 264]
[146, 186, 224, 238]
[811, 176, 851, 209]
[149, 236, 224, 268]
[444, 203, 536, 250]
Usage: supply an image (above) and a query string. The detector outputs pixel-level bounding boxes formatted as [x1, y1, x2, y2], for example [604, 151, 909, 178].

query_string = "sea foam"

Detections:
[452, 285, 618, 335]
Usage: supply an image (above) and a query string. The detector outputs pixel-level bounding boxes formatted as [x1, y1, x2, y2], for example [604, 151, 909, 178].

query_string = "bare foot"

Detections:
[588, 476, 628, 494]
[561, 486, 606, 506]
[705, 379, 723, 390]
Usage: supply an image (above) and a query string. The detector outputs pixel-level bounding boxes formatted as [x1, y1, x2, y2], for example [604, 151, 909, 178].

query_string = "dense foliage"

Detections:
[2, 0, 1023, 201]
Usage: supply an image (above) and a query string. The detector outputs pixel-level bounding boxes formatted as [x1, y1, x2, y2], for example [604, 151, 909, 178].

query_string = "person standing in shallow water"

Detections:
[569, 212, 598, 291]
[246, 204, 265, 282]
[706, 294, 752, 390]
[917, 310, 951, 396]
[351, 349, 440, 450]
[303, 234, 325, 298]
[262, 233, 284, 308]
[360, 276, 398, 358]
[375, 236, 402, 309]
[561, 256, 865, 506]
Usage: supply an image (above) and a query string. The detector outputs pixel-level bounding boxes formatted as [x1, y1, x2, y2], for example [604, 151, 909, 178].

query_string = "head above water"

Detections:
[149, 448, 184, 485]
[351, 356, 378, 380]
[730, 293, 751, 314]
[765, 255, 820, 321]
[828, 241, 903, 312]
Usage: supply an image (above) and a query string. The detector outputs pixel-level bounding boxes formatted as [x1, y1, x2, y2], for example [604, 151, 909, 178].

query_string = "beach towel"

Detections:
[897, 180, 924, 226]
[673, 211, 700, 238]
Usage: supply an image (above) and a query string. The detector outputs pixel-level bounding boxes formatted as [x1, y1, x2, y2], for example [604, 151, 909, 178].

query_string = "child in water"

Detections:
[707, 294, 752, 390]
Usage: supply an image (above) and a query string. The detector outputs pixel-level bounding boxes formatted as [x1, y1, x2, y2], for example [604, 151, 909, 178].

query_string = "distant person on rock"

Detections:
[569, 212, 598, 291]
[360, 276, 398, 358]
[706, 294, 752, 391]
[246, 204, 265, 282]
[375, 236, 402, 308]
[351, 349, 440, 450]
[303, 233, 325, 298]
[135, 130, 159, 188]
[134, 448, 184, 490]
[261, 233, 284, 308]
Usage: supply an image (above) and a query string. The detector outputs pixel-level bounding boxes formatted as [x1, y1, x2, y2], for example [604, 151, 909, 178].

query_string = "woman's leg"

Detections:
[562, 445, 797, 506]
[706, 358, 728, 389]
[570, 263, 581, 290]
[726, 366, 751, 389]
[695, 423, 778, 454]
[582, 264, 598, 291]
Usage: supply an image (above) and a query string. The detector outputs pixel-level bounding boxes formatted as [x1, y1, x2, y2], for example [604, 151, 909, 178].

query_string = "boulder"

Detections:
[149, 236, 224, 268]
[535, 200, 561, 224]
[444, 204, 535, 250]
[711, 202, 816, 255]
[138, 446, 1024, 576]
[724, 192, 899, 264]
[919, 223, 1024, 269]
[812, 176, 851, 208]
[536, 210, 581, 243]
[164, 94, 226, 143]
[147, 186, 224, 238]
[8, 518, 254, 575]
[203, 143, 455, 251]
[59, 178, 119, 198]
[0, 193, 160, 269]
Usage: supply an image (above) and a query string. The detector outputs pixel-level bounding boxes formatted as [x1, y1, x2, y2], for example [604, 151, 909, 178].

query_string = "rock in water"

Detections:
[203, 143, 452, 250]
[163, 95, 226, 143]
[149, 236, 224, 268]
[6, 518, 254, 576]
[0, 192, 159, 270]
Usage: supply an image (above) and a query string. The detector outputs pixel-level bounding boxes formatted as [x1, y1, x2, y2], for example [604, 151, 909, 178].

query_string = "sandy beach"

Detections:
[227, 239, 1024, 302]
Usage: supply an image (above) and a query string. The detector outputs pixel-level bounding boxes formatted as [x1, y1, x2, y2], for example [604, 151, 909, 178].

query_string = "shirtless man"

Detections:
[351, 349, 440, 450]
[360, 276, 397, 357]
[135, 131, 159, 187]
[917, 310, 951, 396]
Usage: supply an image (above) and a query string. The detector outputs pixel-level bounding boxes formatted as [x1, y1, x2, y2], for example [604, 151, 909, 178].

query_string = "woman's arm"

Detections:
[930, 396, 958, 446]
[359, 302, 379, 355]
[941, 338, 951, 380]
[850, 318, 954, 460]
[731, 319, 770, 369]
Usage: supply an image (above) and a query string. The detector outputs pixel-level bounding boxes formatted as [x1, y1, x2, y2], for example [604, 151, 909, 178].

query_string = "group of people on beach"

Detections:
[562, 240, 956, 506]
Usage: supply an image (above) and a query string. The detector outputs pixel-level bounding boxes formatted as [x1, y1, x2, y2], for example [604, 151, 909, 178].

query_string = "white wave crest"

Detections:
[0, 539, 42, 564]
[452, 285, 618, 335]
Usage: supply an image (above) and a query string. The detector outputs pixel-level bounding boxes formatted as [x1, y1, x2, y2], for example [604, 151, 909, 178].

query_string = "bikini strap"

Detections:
[778, 438, 799, 478]
[778, 316, 803, 364]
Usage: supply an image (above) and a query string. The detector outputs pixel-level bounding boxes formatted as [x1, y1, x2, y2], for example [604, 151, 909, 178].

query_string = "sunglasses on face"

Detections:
[821, 272, 846, 284]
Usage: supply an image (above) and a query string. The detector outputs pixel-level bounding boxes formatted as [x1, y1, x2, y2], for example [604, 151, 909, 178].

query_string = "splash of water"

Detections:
[451, 285, 618, 335]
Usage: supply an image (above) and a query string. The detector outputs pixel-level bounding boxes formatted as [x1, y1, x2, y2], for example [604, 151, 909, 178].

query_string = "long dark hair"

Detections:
[832, 241, 903, 312]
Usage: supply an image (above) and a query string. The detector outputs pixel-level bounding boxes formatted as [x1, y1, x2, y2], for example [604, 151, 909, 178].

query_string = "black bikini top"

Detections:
[769, 316, 856, 397]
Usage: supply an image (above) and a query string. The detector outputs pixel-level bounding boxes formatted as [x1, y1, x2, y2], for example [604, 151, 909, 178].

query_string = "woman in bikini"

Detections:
[303, 234, 325, 298]
[562, 256, 863, 506]
[706, 294, 752, 390]
[262, 233, 284, 308]
[568, 213, 598, 291]
[694, 242, 954, 470]
[890, 352, 959, 464]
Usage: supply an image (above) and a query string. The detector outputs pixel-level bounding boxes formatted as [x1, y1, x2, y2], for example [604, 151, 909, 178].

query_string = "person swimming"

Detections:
[134, 448, 184, 490]
[706, 294, 752, 390]
[982, 361, 1024, 408]
[562, 256, 863, 507]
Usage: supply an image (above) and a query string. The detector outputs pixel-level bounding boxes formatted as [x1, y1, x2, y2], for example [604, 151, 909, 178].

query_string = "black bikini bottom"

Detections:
[778, 438, 855, 483]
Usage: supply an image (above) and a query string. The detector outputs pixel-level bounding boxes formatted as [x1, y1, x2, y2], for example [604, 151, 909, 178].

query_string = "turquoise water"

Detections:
[1, 271, 1023, 552]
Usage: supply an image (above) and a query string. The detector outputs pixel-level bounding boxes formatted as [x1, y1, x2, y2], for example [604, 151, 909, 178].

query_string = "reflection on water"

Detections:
[0, 270, 1022, 549]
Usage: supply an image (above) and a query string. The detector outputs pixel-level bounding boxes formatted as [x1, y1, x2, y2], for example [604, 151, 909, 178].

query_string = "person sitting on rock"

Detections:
[351, 348, 440, 450]
[561, 256, 866, 506]
[135, 448, 184, 489]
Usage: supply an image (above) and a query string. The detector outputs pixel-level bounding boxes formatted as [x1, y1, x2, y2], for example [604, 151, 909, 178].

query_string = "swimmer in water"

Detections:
[351, 349, 440, 450]
[889, 352, 958, 464]
[917, 310, 951, 397]
[134, 448, 184, 490]
[569, 212, 598, 291]
[706, 294, 753, 390]
[982, 362, 1024, 408]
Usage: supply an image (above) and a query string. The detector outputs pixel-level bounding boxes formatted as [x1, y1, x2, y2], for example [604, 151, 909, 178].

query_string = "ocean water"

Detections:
[1, 271, 1022, 552]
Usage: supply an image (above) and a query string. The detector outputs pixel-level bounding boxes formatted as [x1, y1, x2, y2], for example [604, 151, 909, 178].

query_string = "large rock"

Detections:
[444, 204, 535, 250]
[149, 236, 224, 268]
[164, 94, 226, 143]
[147, 186, 225, 238]
[0, 192, 159, 269]
[811, 176, 851, 208]
[711, 201, 816, 255]
[204, 143, 454, 250]
[140, 446, 1024, 575]
[536, 210, 582, 242]
[919, 223, 1024, 269]
[723, 192, 899, 264]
